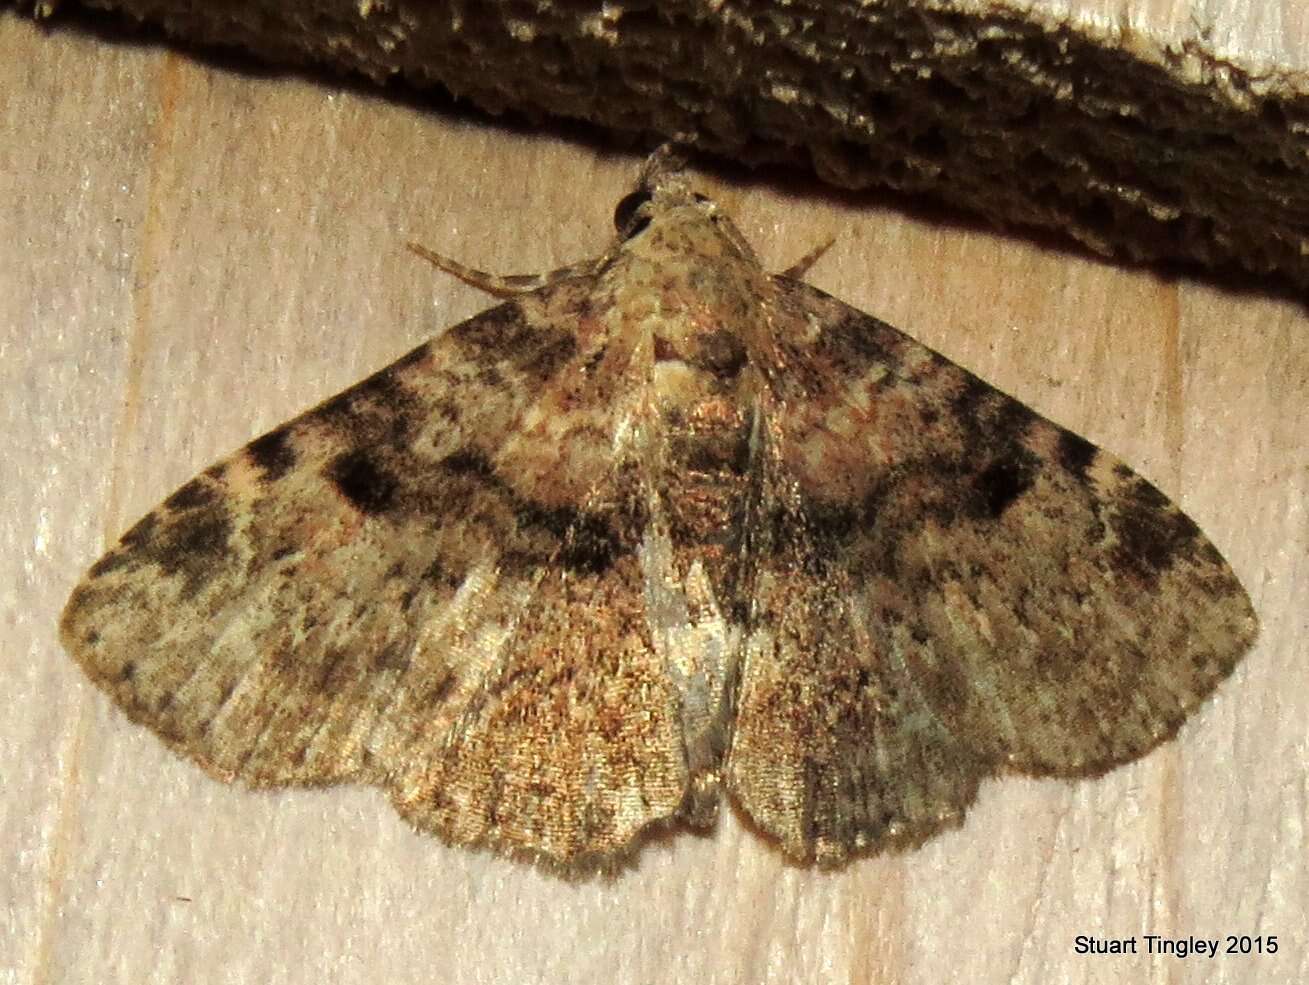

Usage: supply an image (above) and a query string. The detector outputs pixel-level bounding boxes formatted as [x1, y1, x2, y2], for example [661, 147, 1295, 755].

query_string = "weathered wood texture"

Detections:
[4, 12, 1305, 985]
[14, 0, 1309, 294]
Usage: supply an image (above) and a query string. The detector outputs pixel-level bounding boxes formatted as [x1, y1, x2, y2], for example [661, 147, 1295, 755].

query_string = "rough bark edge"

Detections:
[22, 0, 1309, 293]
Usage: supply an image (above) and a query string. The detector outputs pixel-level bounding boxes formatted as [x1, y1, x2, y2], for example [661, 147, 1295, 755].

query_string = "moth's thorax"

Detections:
[609, 198, 769, 388]
[607, 198, 773, 548]
[616, 196, 766, 329]
[629, 195, 758, 265]
[604, 292, 758, 551]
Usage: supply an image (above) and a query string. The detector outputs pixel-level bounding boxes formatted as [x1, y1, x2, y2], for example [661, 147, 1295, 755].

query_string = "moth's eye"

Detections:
[613, 190, 652, 238]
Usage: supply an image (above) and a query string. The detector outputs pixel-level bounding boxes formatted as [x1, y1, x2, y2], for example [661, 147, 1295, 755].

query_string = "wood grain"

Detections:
[999, 0, 1309, 72]
[3, 12, 1305, 985]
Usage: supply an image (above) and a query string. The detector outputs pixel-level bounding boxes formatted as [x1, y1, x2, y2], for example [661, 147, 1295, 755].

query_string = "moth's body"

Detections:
[63, 149, 1256, 871]
[490, 189, 779, 829]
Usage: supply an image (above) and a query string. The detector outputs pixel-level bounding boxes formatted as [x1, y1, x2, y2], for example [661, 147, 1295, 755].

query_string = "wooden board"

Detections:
[1009, 0, 1309, 72]
[4, 13, 1304, 985]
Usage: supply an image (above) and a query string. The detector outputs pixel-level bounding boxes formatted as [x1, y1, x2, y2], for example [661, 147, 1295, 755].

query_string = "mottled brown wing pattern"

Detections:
[729, 504, 985, 859]
[389, 552, 690, 865]
[63, 154, 1258, 873]
[61, 286, 691, 866]
[727, 280, 1257, 861]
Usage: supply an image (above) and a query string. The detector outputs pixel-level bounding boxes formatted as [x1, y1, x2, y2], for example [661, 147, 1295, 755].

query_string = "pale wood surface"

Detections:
[4, 12, 1306, 985]
[1001, 0, 1309, 75]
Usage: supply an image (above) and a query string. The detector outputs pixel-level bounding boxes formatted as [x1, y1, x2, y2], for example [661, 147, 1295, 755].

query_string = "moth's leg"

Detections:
[407, 242, 596, 299]
[778, 237, 836, 280]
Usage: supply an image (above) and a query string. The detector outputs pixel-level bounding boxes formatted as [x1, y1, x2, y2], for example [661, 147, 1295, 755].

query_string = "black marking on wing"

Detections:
[326, 449, 398, 515]
[246, 428, 298, 481]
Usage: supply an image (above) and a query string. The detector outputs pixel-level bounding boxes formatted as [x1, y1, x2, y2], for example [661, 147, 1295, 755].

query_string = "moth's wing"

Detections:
[61, 287, 690, 868]
[386, 539, 693, 867]
[727, 279, 1258, 862]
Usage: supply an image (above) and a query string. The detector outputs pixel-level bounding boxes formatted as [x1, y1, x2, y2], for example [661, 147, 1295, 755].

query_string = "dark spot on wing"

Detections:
[435, 446, 634, 575]
[440, 449, 497, 480]
[557, 513, 624, 575]
[758, 495, 865, 580]
[957, 380, 1037, 443]
[319, 362, 423, 445]
[818, 309, 900, 381]
[246, 428, 297, 481]
[155, 511, 232, 576]
[120, 512, 159, 548]
[433, 397, 461, 429]
[474, 362, 505, 388]
[118, 498, 236, 597]
[423, 671, 457, 710]
[89, 550, 131, 578]
[949, 373, 993, 423]
[1056, 430, 1098, 480]
[1110, 476, 1201, 586]
[918, 372, 1044, 523]
[326, 449, 398, 515]
[88, 511, 162, 577]
[969, 452, 1038, 519]
[449, 304, 579, 385]
[519, 332, 579, 381]
[165, 478, 218, 512]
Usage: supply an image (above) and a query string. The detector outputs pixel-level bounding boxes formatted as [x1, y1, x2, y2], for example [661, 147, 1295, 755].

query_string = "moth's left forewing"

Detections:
[59, 304, 588, 789]
[728, 277, 1257, 861]
[61, 283, 694, 870]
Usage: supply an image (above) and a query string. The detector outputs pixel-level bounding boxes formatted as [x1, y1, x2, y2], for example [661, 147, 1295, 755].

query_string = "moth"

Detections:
[62, 147, 1257, 871]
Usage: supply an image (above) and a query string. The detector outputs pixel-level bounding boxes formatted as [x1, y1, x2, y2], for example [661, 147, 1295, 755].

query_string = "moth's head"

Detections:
[610, 145, 758, 265]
